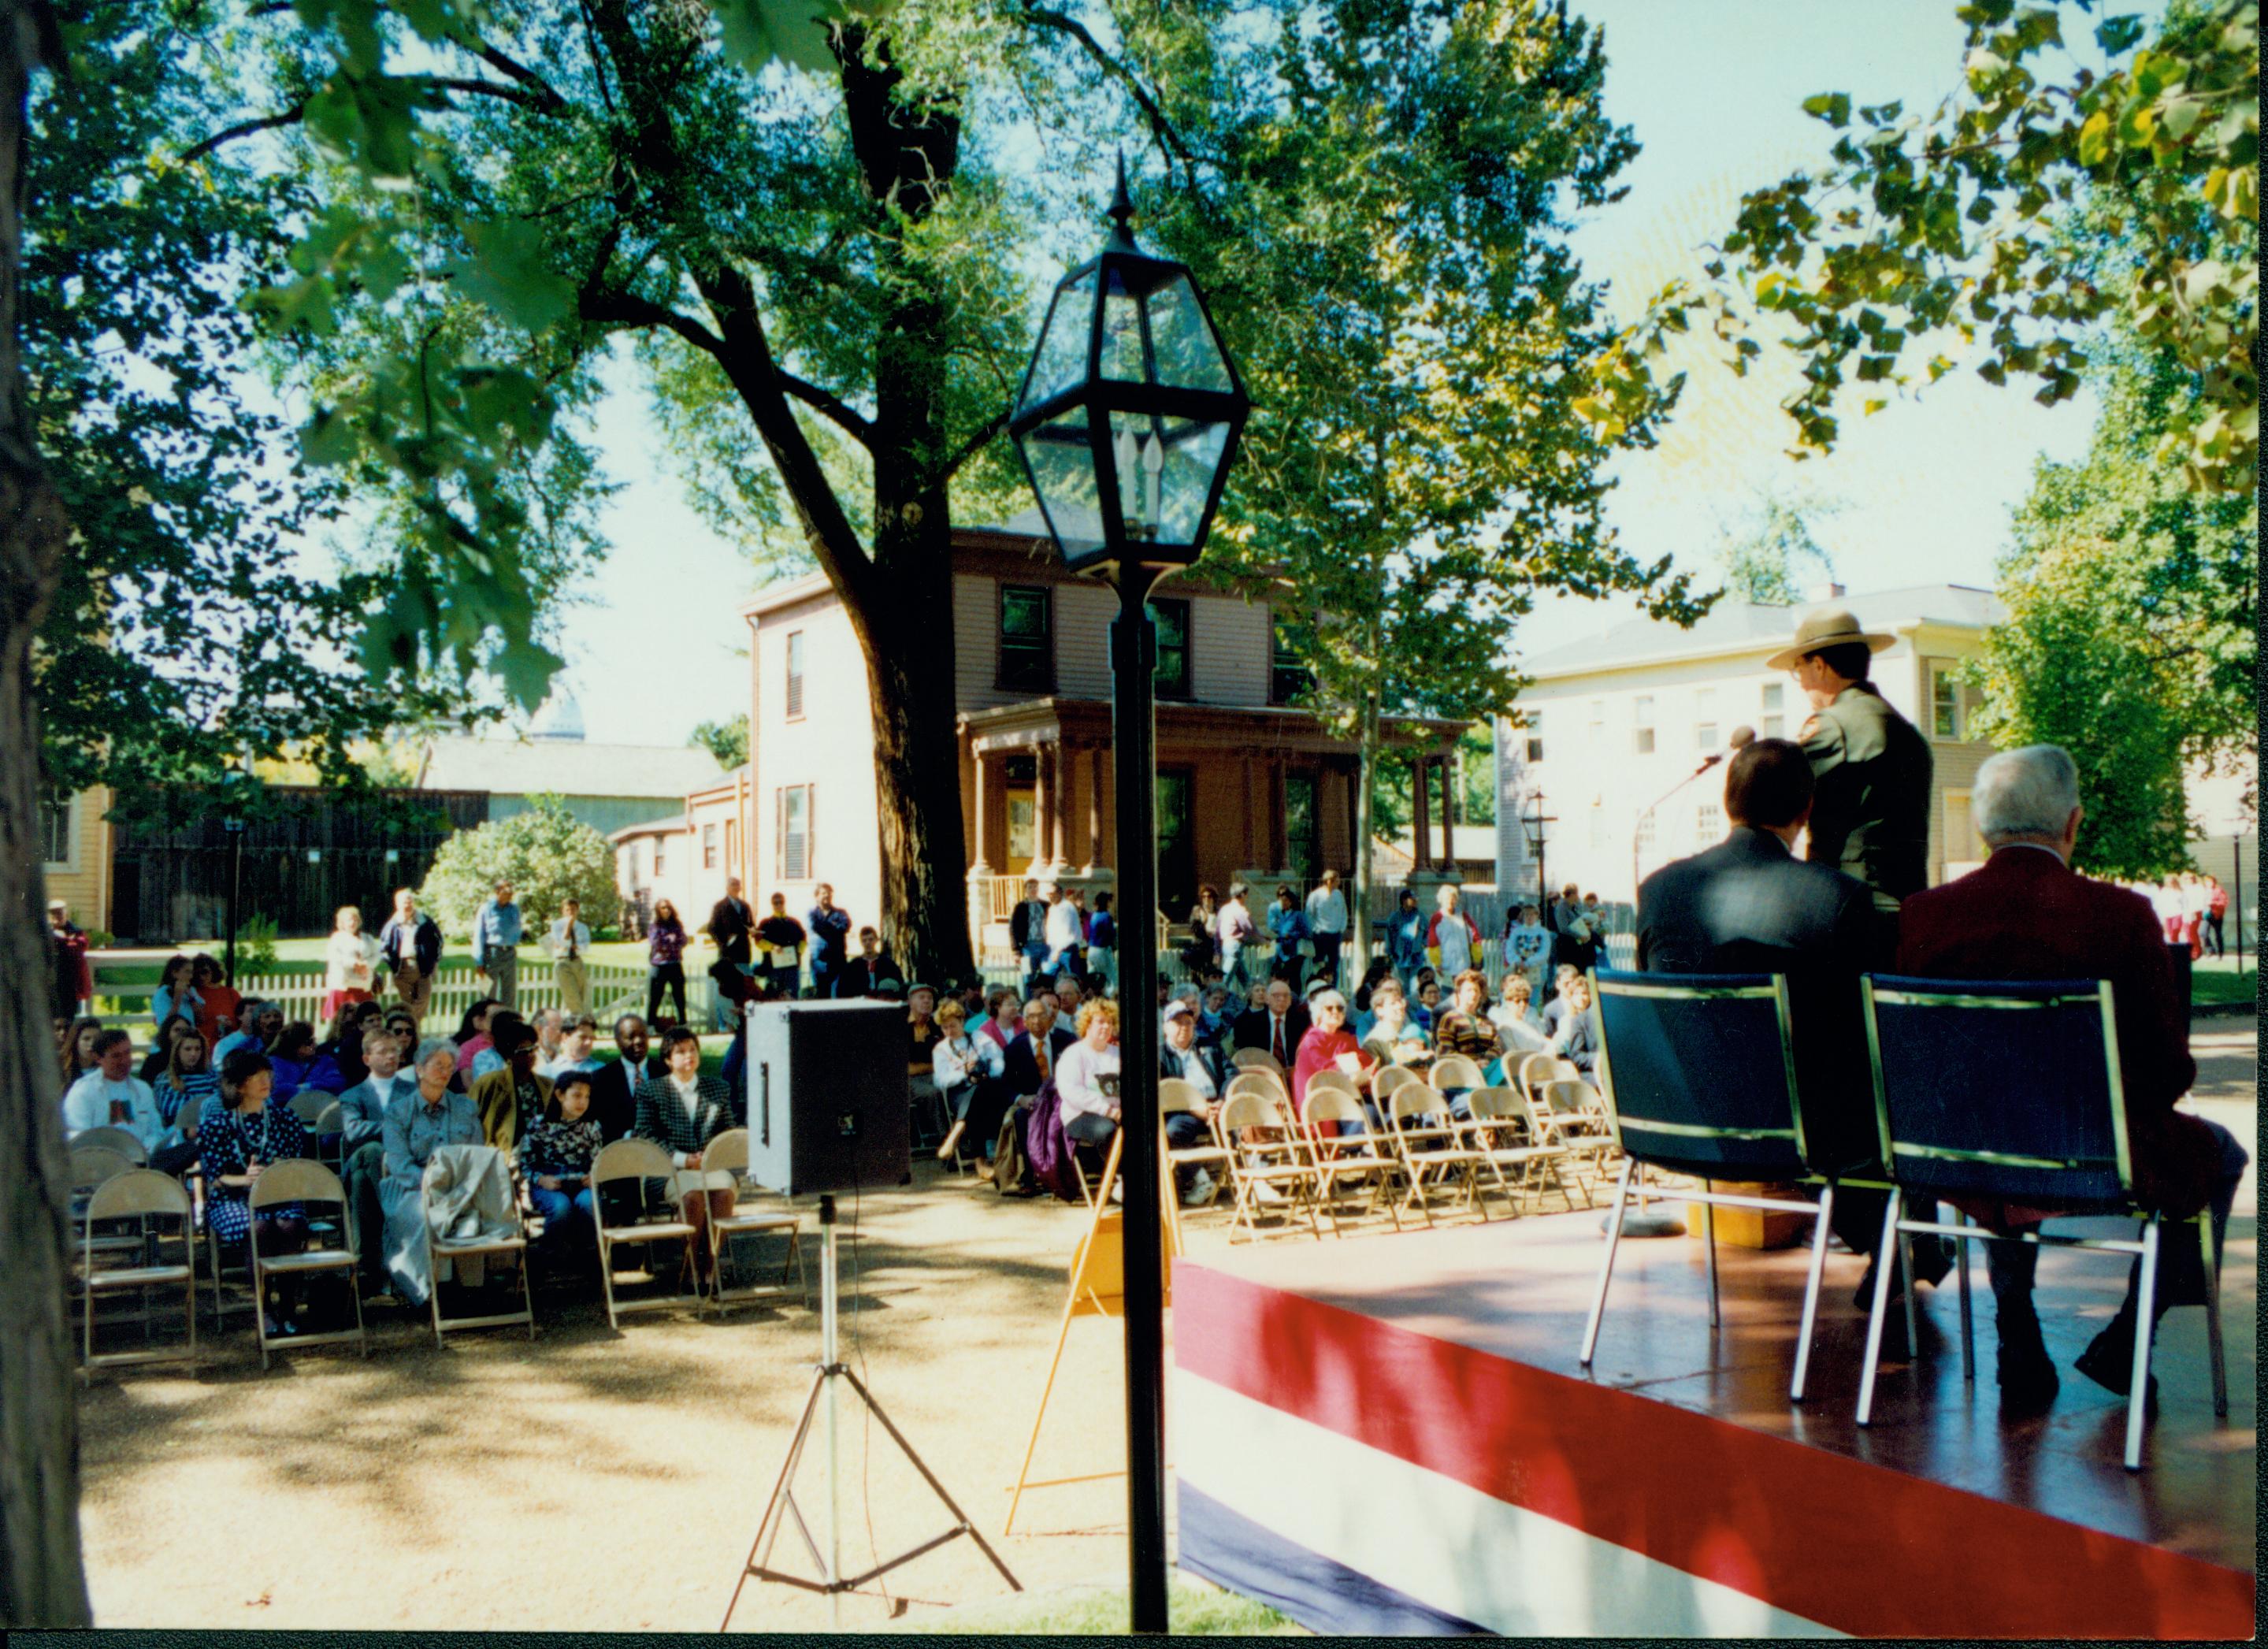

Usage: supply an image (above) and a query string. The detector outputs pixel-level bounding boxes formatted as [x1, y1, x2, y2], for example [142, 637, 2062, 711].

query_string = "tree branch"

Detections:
[1018, 2, 1202, 179]
[777, 372, 874, 447]
[180, 100, 308, 162]
[578, 286, 726, 358]
[183, 73, 559, 162]
[462, 43, 571, 113]
[938, 409, 1008, 482]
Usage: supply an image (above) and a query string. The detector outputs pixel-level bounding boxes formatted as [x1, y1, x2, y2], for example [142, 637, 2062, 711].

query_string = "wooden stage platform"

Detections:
[1171, 1205, 2255, 1638]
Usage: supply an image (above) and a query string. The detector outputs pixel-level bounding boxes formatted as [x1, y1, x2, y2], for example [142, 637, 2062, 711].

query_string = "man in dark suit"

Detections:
[1636, 737, 1945, 1302]
[1231, 978, 1310, 1068]
[588, 1012, 664, 1144]
[981, 995, 1078, 1187]
[1898, 744, 2247, 1409]
[1769, 606, 1932, 958]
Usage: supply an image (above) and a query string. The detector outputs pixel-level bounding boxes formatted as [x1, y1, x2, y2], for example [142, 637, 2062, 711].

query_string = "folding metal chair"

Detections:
[1460, 1086, 1575, 1214]
[249, 1160, 368, 1369]
[71, 1126, 148, 1165]
[591, 1138, 702, 1329]
[1300, 1089, 1401, 1230]
[1230, 1047, 1288, 1082]
[1217, 1091, 1323, 1242]
[1160, 1078, 1232, 1202]
[1858, 975, 2229, 1470]
[80, 1169, 197, 1383]
[421, 1147, 535, 1344]
[1383, 1084, 1491, 1226]
[700, 1127, 805, 1315]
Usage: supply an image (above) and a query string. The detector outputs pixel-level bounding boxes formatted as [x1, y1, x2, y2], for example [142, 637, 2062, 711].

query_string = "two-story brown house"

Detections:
[739, 515, 1464, 958]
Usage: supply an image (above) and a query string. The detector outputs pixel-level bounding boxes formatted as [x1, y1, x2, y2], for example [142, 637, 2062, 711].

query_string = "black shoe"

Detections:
[1995, 1309, 2058, 1411]
[2075, 1322, 2160, 1415]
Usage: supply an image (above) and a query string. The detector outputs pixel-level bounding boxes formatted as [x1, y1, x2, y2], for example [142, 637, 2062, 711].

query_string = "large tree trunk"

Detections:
[1350, 686, 1380, 975]
[0, 0, 91, 1625]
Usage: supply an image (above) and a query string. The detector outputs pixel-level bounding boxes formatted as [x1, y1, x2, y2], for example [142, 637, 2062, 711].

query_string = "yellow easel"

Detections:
[1002, 1125, 1183, 1536]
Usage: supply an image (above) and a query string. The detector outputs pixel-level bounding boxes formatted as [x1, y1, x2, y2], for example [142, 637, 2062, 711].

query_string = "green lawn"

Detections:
[2188, 955, 2257, 1008]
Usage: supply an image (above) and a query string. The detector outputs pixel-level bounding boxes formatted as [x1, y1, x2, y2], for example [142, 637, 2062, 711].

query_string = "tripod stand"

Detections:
[721, 1194, 1020, 1630]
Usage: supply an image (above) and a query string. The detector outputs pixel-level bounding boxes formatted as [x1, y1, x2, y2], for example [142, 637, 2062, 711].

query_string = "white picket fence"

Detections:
[110, 961, 702, 1031]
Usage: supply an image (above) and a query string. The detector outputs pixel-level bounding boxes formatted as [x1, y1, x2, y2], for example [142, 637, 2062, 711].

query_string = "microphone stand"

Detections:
[1631, 752, 1727, 901]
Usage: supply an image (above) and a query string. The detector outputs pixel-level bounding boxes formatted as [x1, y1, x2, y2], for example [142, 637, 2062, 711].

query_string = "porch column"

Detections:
[1240, 750, 1257, 868]
[971, 748, 993, 871]
[1269, 757, 1289, 871]
[1049, 741, 1071, 870]
[1344, 759, 1361, 879]
[1085, 742, 1107, 872]
[1412, 755, 1432, 871]
[1441, 748, 1457, 870]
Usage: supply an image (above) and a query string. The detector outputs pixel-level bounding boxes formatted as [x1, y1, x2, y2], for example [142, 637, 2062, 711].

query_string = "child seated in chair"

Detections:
[519, 1070, 603, 1261]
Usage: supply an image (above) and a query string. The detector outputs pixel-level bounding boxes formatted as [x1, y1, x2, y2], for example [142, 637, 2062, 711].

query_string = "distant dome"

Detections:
[529, 688, 586, 742]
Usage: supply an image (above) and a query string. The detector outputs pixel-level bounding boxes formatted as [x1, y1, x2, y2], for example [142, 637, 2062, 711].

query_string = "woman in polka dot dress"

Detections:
[202, 1049, 313, 1336]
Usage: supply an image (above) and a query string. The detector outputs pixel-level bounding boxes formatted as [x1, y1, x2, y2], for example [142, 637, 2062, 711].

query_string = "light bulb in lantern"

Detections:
[1141, 432, 1164, 532]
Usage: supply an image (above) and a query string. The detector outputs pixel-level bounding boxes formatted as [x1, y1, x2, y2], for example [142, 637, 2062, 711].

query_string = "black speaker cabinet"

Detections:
[744, 998, 911, 1194]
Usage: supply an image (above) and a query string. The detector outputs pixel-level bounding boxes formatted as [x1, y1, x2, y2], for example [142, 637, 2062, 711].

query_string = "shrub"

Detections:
[418, 797, 619, 939]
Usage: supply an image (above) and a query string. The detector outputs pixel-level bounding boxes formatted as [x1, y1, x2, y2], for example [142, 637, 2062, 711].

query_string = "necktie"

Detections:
[1037, 1042, 1051, 1083]
[1271, 1016, 1286, 1066]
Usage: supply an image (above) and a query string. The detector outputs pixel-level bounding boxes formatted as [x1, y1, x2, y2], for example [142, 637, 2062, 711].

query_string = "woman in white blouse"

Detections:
[1054, 998, 1123, 1149]
[1490, 971, 1553, 1057]
[931, 999, 1004, 1161]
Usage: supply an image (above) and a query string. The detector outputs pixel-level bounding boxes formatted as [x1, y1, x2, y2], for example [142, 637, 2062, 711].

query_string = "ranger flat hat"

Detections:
[1766, 604, 1897, 672]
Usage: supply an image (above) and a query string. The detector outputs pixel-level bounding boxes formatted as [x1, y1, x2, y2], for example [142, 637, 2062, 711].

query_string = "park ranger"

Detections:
[1768, 604, 1932, 958]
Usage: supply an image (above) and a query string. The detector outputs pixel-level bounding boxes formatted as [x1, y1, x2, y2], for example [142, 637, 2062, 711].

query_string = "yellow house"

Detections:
[40, 787, 113, 934]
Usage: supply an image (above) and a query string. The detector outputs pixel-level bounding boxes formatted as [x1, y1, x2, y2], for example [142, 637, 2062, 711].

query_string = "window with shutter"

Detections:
[785, 631, 806, 720]
[779, 786, 811, 881]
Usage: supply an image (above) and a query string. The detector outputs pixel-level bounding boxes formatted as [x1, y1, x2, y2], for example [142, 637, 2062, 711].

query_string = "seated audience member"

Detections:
[590, 1013, 661, 1143]
[1054, 975, 1085, 1018]
[150, 1029, 218, 1137]
[1197, 985, 1232, 1048]
[139, 1012, 195, 1084]
[977, 987, 1021, 1055]
[269, 1020, 345, 1101]
[469, 1009, 524, 1083]
[1490, 972, 1552, 1057]
[632, 1025, 737, 1283]
[379, 1036, 487, 1307]
[65, 1027, 199, 1172]
[1056, 998, 1124, 1157]
[1537, 967, 1583, 1038]
[214, 999, 283, 1067]
[1349, 958, 1394, 1031]
[838, 927, 903, 1000]
[1290, 990, 1375, 1129]
[1232, 978, 1310, 1068]
[451, 998, 502, 1078]
[202, 1049, 312, 1339]
[1411, 975, 1442, 1034]
[338, 1030, 417, 1296]
[548, 1015, 604, 1081]
[979, 996, 1077, 1185]
[1160, 999, 1223, 1206]
[1635, 735, 1930, 1297]
[1896, 745, 2250, 1409]
[1431, 969, 1506, 1086]
[907, 982, 947, 1138]
[59, 1014, 104, 1090]
[469, 1018, 551, 1150]
[1358, 979, 1431, 1071]
[930, 999, 1003, 1162]
[519, 1068, 604, 1260]
[1546, 972, 1601, 1076]
[529, 1008, 568, 1077]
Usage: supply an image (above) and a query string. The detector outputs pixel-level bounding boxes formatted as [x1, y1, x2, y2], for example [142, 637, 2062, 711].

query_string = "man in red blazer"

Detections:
[1897, 745, 2245, 1409]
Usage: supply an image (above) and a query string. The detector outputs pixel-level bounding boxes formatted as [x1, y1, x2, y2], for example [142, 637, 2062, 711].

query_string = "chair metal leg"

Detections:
[255, 1255, 272, 1372]
[1954, 1209, 1975, 1386]
[1898, 1230, 1919, 1358]
[1856, 1190, 1903, 1427]
[1701, 1181, 1719, 1329]
[1791, 1184, 1834, 1403]
[1579, 1157, 1636, 1369]
[2199, 1212, 2228, 1418]
[2125, 1215, 2159, 1471]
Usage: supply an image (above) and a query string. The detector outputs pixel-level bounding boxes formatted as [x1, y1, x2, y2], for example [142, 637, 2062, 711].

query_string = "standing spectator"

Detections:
[2150, 875, 2185, 944]
[807, 884, 852, 999]
[190, 953, 242, 1046]
[1386, 889, 1428, 994]
[1180, 886, 1221, 979]
[632, 1025, 738, 1287]
[150, 953, 203, 1033]
[1216, 882, 1260, 993]
[1086, 892, 1119, 995]
[1267, 885, 1309, 986]
[706, 877, 755, 1027]
[2179, 871, 2209, 960]
[542, 897, 594, 1017]
[754, 892, 807, 997]
[1772, 604, 1932, 960]
[202, 1049, 313, 1340]
[377, 887, 444, 1023]
[1303, 870, 1349, 992]
[323, 904, 380, 1021]
[644, 898, 689, 1024]
[1043, 883, 1085, 982]
[589, 1014, 660, 1144]
[519, 1069, 605, 1261]
[2204, 874, 2229, 959]
[1426, 885, 1479, 981]
[46, 900, 91, 1023]
[470, 879, 524, 1009]
[1010, 878, 1050, 997]
[338, 1029, 416, 1297]
[1503, 904, 1553, 998]
[1549, 884, 1594, 976]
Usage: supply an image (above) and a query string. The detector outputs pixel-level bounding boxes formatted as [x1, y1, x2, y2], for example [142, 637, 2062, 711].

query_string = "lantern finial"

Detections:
[1106, 151, 1138, 251]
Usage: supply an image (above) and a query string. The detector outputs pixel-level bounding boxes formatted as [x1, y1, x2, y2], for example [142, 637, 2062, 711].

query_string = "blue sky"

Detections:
[550, 0, 2116, 745]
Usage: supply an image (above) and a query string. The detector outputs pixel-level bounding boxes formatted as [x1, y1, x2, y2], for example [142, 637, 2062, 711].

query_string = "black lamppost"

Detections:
[1009, 158, 1249, 1634]
[222, 815, 247, 984]
[1522, 790, 1553, 915]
